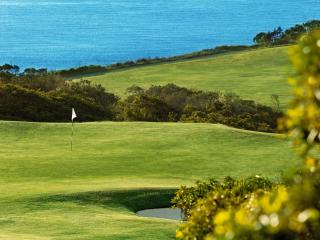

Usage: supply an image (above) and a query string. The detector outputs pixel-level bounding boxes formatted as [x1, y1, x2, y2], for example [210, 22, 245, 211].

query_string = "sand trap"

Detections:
[137, 208, 184, 221]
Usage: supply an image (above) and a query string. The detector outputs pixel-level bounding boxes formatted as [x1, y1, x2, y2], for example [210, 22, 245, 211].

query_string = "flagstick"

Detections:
[71, 108, 77, 151]
[71, 119, 74, 151]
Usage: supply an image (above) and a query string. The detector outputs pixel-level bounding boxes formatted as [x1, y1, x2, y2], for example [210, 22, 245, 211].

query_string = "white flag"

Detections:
[71, 108, 77, 121]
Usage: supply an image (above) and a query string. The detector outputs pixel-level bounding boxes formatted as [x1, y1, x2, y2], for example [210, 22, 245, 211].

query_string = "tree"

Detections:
[253, 32, 269, 46]
[253, 20, 320, 46]
[253, 27, 284, 46]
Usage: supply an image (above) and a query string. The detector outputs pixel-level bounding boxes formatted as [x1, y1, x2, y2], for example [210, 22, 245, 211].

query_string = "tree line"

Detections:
[0, 65, 118, 121]
[117, 84, 281, 132]
[253, 20, 320, 46]
[0, 64, 281, 132]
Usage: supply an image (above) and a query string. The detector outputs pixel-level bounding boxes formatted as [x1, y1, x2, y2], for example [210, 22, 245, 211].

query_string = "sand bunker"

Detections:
[137, 208, 184, 221]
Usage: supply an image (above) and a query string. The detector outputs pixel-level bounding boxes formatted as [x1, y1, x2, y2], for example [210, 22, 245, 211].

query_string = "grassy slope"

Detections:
[0, 121, 298, 240]
[82, 46, 293, 109]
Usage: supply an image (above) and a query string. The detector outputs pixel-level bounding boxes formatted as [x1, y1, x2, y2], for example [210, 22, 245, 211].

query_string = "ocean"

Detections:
[0, 0, 319, 70]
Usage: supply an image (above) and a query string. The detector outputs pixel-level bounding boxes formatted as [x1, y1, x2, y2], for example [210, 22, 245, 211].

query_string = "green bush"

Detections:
[209, 169, 320, 240]
[173, 176, 274, 240]
[172, 178, 221, 219]
[117, 94, 177, 122]
[0, 67, 66, 92]
[0, 65, 119, 122]
[123, 84, 281, 132]
[0, 82, 118, 122]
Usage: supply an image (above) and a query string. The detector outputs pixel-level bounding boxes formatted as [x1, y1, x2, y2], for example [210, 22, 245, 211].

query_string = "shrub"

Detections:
[118, 94, 177, 122]
[0, 65, 119, 121]
[211, 169, 320, 240]
[173, 176, 274, 240]
[172, 178, 221, 219]
[0, 81, 118, 122]
[0, 66, 66, 92]
[122, 84, 281, 132]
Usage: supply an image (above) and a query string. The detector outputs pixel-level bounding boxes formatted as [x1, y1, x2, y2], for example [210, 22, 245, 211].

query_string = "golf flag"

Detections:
[71, 108, 77, 151]
[72, 108, 77, 121]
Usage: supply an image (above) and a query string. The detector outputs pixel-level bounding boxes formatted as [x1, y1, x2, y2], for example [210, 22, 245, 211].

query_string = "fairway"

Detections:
[81, 46, 293, 109]
[0, 121, 298, 239]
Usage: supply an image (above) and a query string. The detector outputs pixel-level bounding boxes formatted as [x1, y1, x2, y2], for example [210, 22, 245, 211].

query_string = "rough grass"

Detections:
[81, 46, 293, 109]
[0, 121, 298, 239]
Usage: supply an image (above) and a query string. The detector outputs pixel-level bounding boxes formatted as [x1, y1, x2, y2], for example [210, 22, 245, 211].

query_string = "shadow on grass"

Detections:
[33, 188, 177, 212]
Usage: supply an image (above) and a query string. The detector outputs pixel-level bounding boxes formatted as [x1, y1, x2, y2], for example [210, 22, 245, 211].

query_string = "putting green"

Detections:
[0, 121, 298, 239]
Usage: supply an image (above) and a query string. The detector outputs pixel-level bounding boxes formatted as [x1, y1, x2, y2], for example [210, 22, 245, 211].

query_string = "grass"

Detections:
[1, 44, 298, 239]
[80, 46, 293, 109]
[0, 121, 299, 239]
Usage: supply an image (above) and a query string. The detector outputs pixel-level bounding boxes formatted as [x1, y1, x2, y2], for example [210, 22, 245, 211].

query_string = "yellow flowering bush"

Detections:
[211, 169, 320, 240]
[280, 30, 320, 162]
[176, 31, 320, 240]
[174, 176, 274, 239]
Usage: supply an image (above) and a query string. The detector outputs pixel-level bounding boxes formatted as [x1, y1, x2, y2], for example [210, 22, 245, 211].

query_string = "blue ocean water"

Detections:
[0, 0, 319, 70]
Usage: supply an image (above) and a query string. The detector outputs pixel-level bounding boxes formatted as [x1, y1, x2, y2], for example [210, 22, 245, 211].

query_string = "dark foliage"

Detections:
[0, 83, 117, 122]
[0, 66, 65, 91]
[117, 94, 177, 122]
[0, 65, 118, 122]
[0, 64, 281, 132]
[253, 20, 320, 46]
[58, 65, 106, 78]
[120, 84, 282, 132]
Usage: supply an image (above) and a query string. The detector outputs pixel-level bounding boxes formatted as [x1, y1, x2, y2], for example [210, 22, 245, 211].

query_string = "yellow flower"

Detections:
[204, 233, 215, 240]
[214, 225, 227, 235]
[214, 210, 231, 225]
[305, 157, 318, 172]
[176, 230, 184, 239]
[277, 186, 289, 203]
[285, 119, 294, 128]
[293, 87, 304, 97]
[235, 209, 252, 227]
[306, 105, 317, 119]
[287, 107, 303, 119]
[308, 76, 318, 86]
[259, 187, 288, 214]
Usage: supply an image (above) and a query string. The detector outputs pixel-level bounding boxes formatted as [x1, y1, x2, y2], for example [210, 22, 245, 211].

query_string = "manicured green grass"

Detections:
[1, 46, 297, 239]
[0, 121, 298, 239]
[81, 46, 293, 109]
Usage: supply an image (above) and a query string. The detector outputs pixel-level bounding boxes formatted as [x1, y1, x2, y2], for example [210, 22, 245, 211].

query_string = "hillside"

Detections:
[81, 46, 292, 109]
[0, 121, 297, 239]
